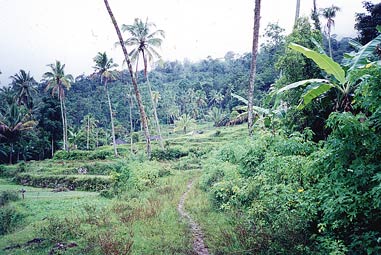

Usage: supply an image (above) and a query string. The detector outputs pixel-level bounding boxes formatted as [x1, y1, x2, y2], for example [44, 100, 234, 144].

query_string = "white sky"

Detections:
[0, 0, 375, 86]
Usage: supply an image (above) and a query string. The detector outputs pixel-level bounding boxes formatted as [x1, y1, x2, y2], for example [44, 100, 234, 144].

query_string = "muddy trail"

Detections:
[178, 180, 209, 255]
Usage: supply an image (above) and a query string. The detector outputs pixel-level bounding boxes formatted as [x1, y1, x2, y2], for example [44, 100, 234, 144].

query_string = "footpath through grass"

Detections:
[0, 124, 246, 254]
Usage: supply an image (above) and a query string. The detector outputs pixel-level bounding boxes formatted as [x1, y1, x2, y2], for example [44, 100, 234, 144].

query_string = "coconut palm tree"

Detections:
[248, 0, 262, 136]
[175, 114, 196, 134]
[10, 70, 36, 111]
[121, 18, 165, 149]
[0, 102, 36, 164]
[103, 0, 152, 158]
[43, 61, 73, 151]
[321, 5, 341, 58]
[93, 52, 119, 157]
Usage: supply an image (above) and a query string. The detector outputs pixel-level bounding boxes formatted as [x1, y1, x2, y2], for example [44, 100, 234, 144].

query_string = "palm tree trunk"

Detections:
[96, 130, 99, 148]
[328, 29, 333, 58]
[103, 0, 151, 159]
[86, 115, 90, 150]
[248, 0, 262, 137]
[59, 96, 66, 151]
[294, 0, 301, 27]
[63, 99, 69, 152]
[129, 87, 134, 153]
[105, 80, 118, 157]
[144, 64, 164, 149]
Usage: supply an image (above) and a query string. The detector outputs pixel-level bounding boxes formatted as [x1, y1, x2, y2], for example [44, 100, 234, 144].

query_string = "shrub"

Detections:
[189, 146, 210, 158]
[53, 149, 113, 160]
[0, 191, 19, 207]
[126, 162, 162, 191]
[151, 147, 188, 161]
[88, 150, 113, 160]
[131, 132, 139, 143]
[38, 216, 83, 242]
[0, 205, 23, 235]
[83, 161, 123, 175]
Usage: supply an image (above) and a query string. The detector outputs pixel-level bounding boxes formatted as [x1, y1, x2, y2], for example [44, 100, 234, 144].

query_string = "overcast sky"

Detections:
[0, 0, 376, 86]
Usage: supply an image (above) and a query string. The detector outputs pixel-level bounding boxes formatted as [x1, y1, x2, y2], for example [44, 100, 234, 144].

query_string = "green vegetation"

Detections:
[1, 1, 381, 254]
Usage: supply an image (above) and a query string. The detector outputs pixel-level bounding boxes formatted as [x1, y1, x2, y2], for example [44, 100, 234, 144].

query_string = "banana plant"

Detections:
[277, 35, 381, 111]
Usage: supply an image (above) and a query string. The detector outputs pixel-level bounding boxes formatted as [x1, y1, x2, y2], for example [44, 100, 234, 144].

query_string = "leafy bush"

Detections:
[0, 191, 19, 207]
[38, 216, 83, 242]
[0, 205, 23, 235]
[151, 147, 188, 161]
[126, 161, 162, 191]
[131, 132, 140, 143]
[83, 161, 123, 175]
[104, 165, 131, 197]
[53, 150, 89, 160]
[53, 149, 113, 160]
[88, 150, 113, 160]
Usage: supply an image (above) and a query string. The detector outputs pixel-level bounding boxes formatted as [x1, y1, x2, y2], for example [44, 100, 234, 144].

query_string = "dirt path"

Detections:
[178, 180, 209, 255]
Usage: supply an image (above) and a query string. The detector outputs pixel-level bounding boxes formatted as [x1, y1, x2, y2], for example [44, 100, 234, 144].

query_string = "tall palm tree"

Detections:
[248, 0, 262, 136]
[103, 0, 152, 159]
[43, 61, 73, 151]
[321, 5, 341, 58]
[121, 18, 165, 149]
[10, 70, 36, 111]
[93, 52, 119, 157]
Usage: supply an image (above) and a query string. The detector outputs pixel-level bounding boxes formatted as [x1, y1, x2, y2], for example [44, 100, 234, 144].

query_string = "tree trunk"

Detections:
[328, 29, 333, 58]
[59, 96, 66, 151]
[96, 130, 99, 148]
[63, 99, 69, 152]
[129, 86, 134, 153]
[104, 0, 151, 159]
[312, 0, 321, 30]
[86, 115, 90, 150]
[248, 0, 262, 137]
[144, 63, 164, 149]
[294, 0, 301, 27]
[105, 79, 118, 157]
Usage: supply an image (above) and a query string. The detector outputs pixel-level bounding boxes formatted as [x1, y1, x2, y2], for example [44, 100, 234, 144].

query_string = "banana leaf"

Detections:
[278, 79, 329, 93]
[297, 83, 334, 110]
[289, 43, 346, 84]
[349, 33, 381, 70]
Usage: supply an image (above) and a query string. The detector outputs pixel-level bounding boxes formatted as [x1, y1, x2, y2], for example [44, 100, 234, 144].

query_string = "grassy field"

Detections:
[0, 123, 248, 254]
